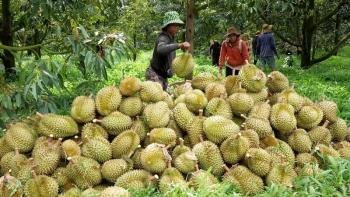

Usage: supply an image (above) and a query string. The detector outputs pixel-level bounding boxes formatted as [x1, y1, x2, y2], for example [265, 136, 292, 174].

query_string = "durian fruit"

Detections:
[66, 156, 102, 189]
[81, 122, 109, 140]
[314, 144, 340, 167]
[248, 100, 271, 120]
[148, 128, 177, 147]
[172, 52, 195, 78]
[222, 164, 264, 195]
[32, 138, 62, 175]
[131, 116, 149, 142]
[115, 169, 158, 190]
[70, 93, 96, 123]
[247, 87, 269, 103]
[139, 81, 164, 103]
[240, 123, 260, 148]
[308, 120, 332, 146]
[277, 84, 304, 112]
[191, 72, 217, 91]
[99, 186, 130, 197]
[295, 163, 323, 177]
[241, 114, 273, 139]
[244, 148, 271, 176]
[172, 103, 196, 131]
[171, 138, 191, 159]
[36, 112, 79, 138]
[186, 109, 206, 147]
[101, 151, 134, 182]
[333, 141, 350, 158]
[265, 156, 297, 188]
[167, 120, 185, 145]
[24, 170, 59, 197]
[118, 96, 143, 117]
[296, 103, 323, 130]
[227, 87, 254, 116]
[59, 187, 81, 197]
[119, 76, 142, 96]
[204, 95, 232, 120]
[163, 91, 175, 109]
[238, 64, 267, 93]
[130, 145, 144, 169]
[174, 150, 197, 174]
[316, 96, 338, 123]
[94, 111, 132, 136]
[203, 115, 239, 144]
[81, 136, 112, 163]
[51, 167, 74, 192]
[205, 81, 227, 101]
[0, 170, 23, 197]
[0, 148, 27, 177]
[295, 150, 318, 169]
[266, 71, 289, 93]
[188, 164, 217, 191]
[111, 129, 140, 159]
[173, 83, 193, 99]
[95, 83, 122, 116]
[81, 188, 101, 197]
[0, 137, 12, 158]
[143, 101, 170, 129]
[225, 75, 241, 96]
[220, 133, 250, 164]
[328, 117, 348, 142]
[184, 89, 208, 114]
[192, 136, 225, 177]
[140, 143, 170, 174]
[287, 128, 312, 153]
[269, 100, 296, 136]
[158, 161, 187, 194]
[61, 138, 81, 159]
[4, 122, 38, 153]
[267, 140, 295, 168]
[16, 158, 36, 185]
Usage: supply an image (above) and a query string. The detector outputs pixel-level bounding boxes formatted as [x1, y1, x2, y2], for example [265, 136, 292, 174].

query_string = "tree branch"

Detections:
[314, 0, 349, 28]
[311, 32, 350, 65]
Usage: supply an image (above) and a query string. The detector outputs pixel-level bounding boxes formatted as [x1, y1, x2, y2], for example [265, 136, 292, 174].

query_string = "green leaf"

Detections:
[31, 83, 37, 100]
[26, 73, 37, 84]
[56, 25, 61, 37]
[15, 93, 22, 107]
[5, 108, 18, 119]
[78, 24, 89, 39]
[0, 64, 4, 71]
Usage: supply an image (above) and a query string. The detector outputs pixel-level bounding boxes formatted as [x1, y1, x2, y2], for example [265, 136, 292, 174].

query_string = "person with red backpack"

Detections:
[218, 27, 250, 77]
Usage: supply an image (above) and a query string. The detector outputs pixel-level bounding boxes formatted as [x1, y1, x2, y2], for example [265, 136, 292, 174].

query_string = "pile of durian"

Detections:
[1, 64, 350, 197]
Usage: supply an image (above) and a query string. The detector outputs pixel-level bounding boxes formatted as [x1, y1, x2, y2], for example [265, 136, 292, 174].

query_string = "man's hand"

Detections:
[218, 67, 223, 78]
[179, 42, 190, 50]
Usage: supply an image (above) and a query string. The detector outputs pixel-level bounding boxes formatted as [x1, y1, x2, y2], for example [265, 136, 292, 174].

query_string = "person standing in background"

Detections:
[146, 11, 191, 91]
[256, 24, 280, 72]
[209, 40, 221, 66]
[252, 31, 261, 65]
[218, 27, 249, 77]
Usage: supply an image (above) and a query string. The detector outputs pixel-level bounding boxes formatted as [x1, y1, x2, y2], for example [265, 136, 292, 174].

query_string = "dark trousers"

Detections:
[212, 54, 219, 66]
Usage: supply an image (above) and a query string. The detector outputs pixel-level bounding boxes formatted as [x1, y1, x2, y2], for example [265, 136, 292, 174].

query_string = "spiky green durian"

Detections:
[139, 81, 164, 103]
[203, 115, 239, 144]
[227, 90, 254, 116]
[220, 133, 250, 164]
[51, 167, 74, 192]
[81, 136, 112, 163]
[0, 171, 23, 197]
[172, 52, 195, 78]
[148, 128, 177, 148]
[188, 164, 217, 191]
[119, 76, 142, 96]
[36, 112, 79, 138]
[238, 64, 267, 93]
[140, 143, 170, 174]
[329, 117, 348, 142]
[265, 156, 297, 188]
[158, 161, 187, 194]
[143, 101, 170, 129]
[287, 128, 312, 153]
[240, 123, 260, 148]
[115, 170, 158, 190]
[172, 103, 196, 131]
[32, 138, 62, 175]
[225, 75, 241, 96]
[61, 138, 81, 159]
[101, 152, 134, 182]
[266, 71, 289, 93]
[70, 93, 95, 123]
[247, 88, 269, 103]
[95, 83, 122, 116]
[248, 100, 271, 119]
[131, 116, 149, 142]
[4, 122, 37, 153]
[184, 89, 208, 114]
[174, 150, 197, 174]
[316, 96, 338, 123]
[0, 137, 12, 158]
[309, 120, 332, 146]
[111, 129, 140, 159]
[118, 96, 143, 117]
[191, 72, 217, 91]
[205, 81, 226, 101]
[81, 122, 109, 140]
[244, 148, 271, 176]
[204, 96, 232, 120]
[99, 186, 131, 197]
[0, 149, 27, 177]
[186, 109, 206, 147]
[241, 114, 273, 139]
[24, 170, 59, 197]
[94, 111, 132, 136]
[270, 101, 296, 136]
[277, 84, 304, 112]
[296, 104, 323, 130]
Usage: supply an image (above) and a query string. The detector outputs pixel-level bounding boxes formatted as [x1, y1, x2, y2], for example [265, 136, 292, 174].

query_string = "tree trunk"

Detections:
[300, 0, 315, 69]
[185, 0, 195, 80]
[1, 0, 16, 78]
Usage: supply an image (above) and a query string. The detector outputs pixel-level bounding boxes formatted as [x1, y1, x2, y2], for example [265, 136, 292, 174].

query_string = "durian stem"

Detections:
[54, 138, 62, 147]
[309, 149, 315, 156]
[67, 157, 77, 164]
[88, 93, 93, 99]
[167, 160, 172, 168]
[234, 133, 241, 140]
[179, 138, 184, 148]
[198, 135, 204, 143]
[15, 148, 19, 155]
[238, 82, 242, 89]
[199, 109, 203, 118]
[322, 120, 330, 128]
[222, 164, 230, 172]
[242, 123, 247, 131]
[240, 114, 248, 120]
[290, 83, 295, 90]
[321, 95, 326, 102]
[27, 116, 37, 123]
[149, 174, 159, 181]
[127, 150, 135, 158]
[194, 164, 199, 172]
[84, 136, 91, 143]
[93, 119, 102, 123]
[136, 116, 140, 121]
[47, 134, 54, 143]
[31, 170, 38, 179]
[36, 112, 43, 118]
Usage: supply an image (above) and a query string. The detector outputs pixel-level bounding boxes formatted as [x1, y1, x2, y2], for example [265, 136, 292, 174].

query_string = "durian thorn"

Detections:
[88, 93, 93, 99]
[198, 109, 204, 118]
[240, 114, 248, 120]
[198, 135, 204, 142]
[93, 119, 102, 123]
[222, 164, 230, 172]
[322, 120, 330, 128]
[179, 138, 184, 148]
[31, 170, 38, 179]
[36, 112, 43, 118]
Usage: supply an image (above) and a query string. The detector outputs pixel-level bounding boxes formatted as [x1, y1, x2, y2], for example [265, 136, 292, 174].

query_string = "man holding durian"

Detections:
[146, 11, 191, 91]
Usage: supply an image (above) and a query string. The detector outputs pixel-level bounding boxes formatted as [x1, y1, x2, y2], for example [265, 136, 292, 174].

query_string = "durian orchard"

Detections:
[1, 52, 350, 197]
